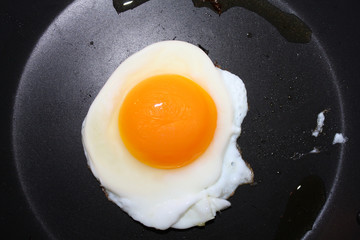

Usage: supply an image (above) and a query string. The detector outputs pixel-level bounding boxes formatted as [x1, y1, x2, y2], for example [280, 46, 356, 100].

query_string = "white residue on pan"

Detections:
[292, 147, 321, 160]
[309, 147, 320, 154]
[332, 133, 348, 145]
[312, 110, 327, 137]
[292, 110, 347, 159]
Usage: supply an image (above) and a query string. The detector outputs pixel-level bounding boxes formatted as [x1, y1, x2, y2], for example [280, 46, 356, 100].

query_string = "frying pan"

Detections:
[1, 0, 360, 239]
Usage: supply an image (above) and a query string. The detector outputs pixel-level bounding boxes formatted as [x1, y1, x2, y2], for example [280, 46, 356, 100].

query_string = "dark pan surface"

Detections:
[2, 0, 360, 239]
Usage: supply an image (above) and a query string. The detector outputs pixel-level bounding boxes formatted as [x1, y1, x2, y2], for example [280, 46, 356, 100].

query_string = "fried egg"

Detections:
[82, 40, 253, 230]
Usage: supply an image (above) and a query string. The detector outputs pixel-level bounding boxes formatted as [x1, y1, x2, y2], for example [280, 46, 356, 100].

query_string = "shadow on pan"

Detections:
[2, 0, 360, 239]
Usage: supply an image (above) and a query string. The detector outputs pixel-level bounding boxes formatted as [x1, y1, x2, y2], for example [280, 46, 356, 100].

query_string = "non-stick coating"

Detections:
[1, 0, 360, 239]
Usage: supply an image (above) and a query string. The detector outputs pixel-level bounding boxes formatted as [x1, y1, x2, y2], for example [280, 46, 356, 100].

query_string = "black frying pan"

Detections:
[1, 0, 360, 239]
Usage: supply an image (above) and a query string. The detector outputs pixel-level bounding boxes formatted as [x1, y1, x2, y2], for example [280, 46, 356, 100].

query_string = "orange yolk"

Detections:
[118, 74, 217, 169]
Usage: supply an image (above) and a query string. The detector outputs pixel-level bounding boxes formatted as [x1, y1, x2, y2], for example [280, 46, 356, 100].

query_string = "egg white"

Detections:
[82, 41, 253, 229]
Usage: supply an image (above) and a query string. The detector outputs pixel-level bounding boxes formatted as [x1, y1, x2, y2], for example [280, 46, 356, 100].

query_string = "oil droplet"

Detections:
[112, 0, 311, 43]
[192, 0, 311, 43]
[274, 175, 326, 240]
[113, 0, 150, 13]
[246, 32, 253, 38]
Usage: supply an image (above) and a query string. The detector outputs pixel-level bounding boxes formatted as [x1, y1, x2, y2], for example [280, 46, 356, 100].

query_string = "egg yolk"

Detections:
[118, 74, 217, 169]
